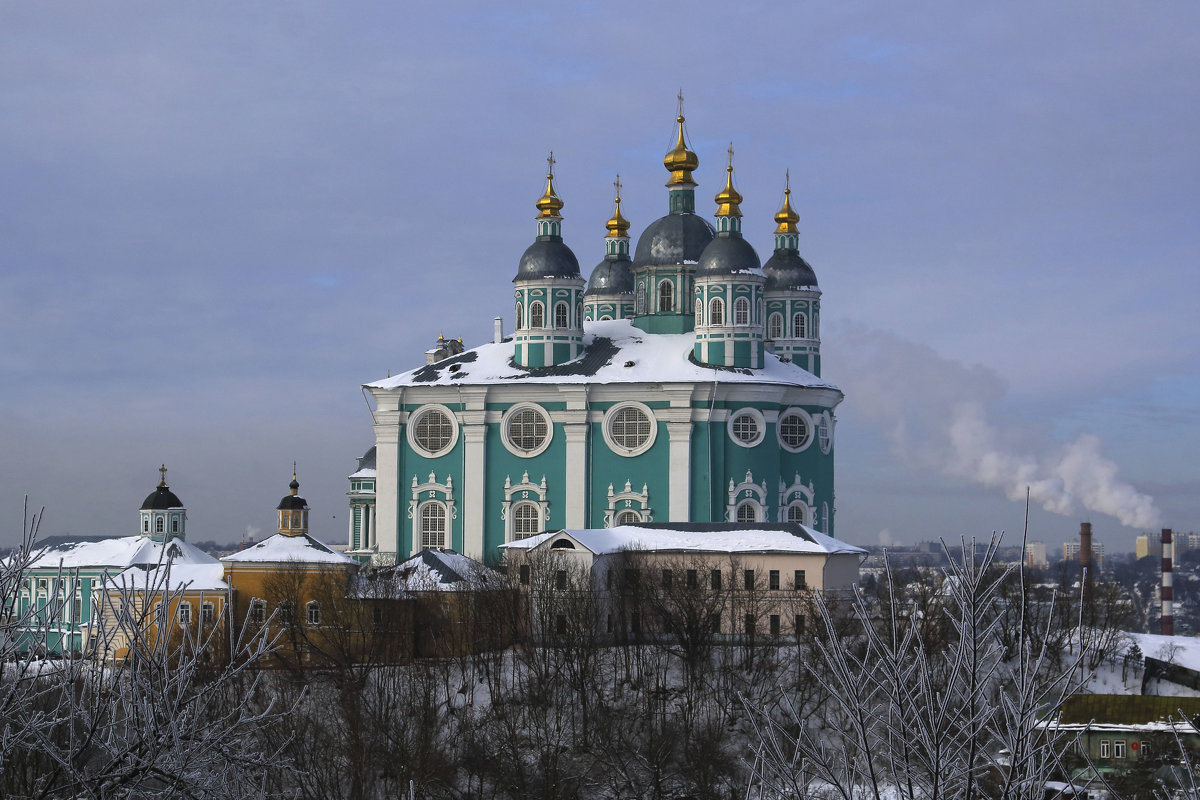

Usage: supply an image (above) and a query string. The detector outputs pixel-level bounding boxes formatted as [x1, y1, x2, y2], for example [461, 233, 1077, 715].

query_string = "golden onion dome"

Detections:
[713, 146, 743, 217]
[535, 153, 564, 219]
[606, 175, 630, 237]
[663, 114, 699, 186]
[774, 172, 800, 234]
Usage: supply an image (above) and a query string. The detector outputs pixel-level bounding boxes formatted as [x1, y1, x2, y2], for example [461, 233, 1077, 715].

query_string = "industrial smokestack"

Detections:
[1080, 522, 1094, 604]
[1162, 528, 1174, 636]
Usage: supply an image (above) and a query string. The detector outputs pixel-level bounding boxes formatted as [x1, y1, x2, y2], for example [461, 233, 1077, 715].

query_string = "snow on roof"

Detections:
[28, 535, 219, 571]
[220, 532, 357, 565]
[104, 562, 228, 593]
[389, 549, 499, 591]
[499, 523, 866, 556]
[366, 318, 840, 391]
[349, 467, 377, 479]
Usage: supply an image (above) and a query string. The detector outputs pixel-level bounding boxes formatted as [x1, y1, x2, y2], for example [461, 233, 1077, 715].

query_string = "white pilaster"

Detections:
[666, 420, 692, 521]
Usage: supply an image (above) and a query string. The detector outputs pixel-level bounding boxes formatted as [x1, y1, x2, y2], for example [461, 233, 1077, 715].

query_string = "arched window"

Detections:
[306, 601, 321, 626]
[515, 303, 523, 329]
[734, 297, 750, 325]
[155, 517, 164, 533]
[786, 503, 806, 525]
[530, 302, 544, 329]
[143, 519, 149, 533]
[735, 501, 760, 523]
[555, 302, 568, 329]
[615, 510, 641, 526]
[768, 312, 783, 339]
[709, 298, 724, 326]
[512, 502, 541, 540]
[821, 503, 829, 532]
[658, 280, 673, 312]
[420, 503, 447, 549]
[695, 297, 703, 325]
[635, 287, 645, 315]
[171, 518, 179, 533]
[600, 314, 612, 321]
[792, 312, 807, 339]
[577, 302, 583, 326]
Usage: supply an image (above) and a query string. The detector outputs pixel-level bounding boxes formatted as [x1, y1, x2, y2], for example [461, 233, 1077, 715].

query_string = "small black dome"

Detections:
[763, 249, 819, 291]
[633, 213, 715, 267]
[695, 234, 761, 277]
[277, 494, 308, 511]
[141, 485, 183, 510]
[514, 237, 581, 281]
[585, 256, 634, 296]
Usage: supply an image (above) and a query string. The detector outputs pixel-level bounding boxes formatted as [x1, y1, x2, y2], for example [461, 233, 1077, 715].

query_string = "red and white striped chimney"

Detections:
[1162, 528, 1174, 636]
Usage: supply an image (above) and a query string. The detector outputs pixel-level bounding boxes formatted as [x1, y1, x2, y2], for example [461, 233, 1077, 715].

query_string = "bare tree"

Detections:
[1, 501, 295, 799]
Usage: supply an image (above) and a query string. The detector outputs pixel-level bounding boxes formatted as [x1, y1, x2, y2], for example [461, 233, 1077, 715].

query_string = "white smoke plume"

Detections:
[827, 324, 1161, 529]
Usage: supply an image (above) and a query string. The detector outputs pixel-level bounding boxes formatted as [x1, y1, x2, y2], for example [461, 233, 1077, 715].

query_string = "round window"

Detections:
[818, 412, 834, 454]
[603, 402, 658, 456]
[728, 408, 765, 448]
[407, 406, 459, 457]
[777, 408, 814, 452]
[502, 404, 553, 457]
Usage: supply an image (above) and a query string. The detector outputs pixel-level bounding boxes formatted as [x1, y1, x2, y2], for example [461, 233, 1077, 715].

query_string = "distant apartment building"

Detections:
[1024, 542, 1048, 570]
[1063, 541, 1105, 569]
[1137, 531, 1200, 560]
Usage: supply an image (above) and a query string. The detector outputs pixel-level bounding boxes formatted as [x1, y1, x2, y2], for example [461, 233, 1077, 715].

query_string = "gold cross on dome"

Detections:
[546, 151, 556, 177]
[677, 89, 684, 117]
[613, 174, 622, 200]
[159, 464, 167, 486]
[727, 142, 735, 169]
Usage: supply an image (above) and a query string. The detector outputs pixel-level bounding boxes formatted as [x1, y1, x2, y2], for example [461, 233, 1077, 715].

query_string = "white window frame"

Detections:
[502, 471, 551, 543]
[603, 479, 653, 527]
[418, 501, 448, 549]
[694, 297, 703, 325]
[818, 411, 834, 454]
[602, 401, 658, 457]
[658, 280, 673, 312]
[734, 297, 750, 325]
[792, 312, 807, 339]
[501, 403, 554, 458]
[178, 601, 192, 626]
[554, 301, 569, 329]
[735, 500, 761, 523]
[777, 407, 815, 453]
[709, 297, 724, 326]
[727, 470, 768, 522]
[529, 301, 545, 329]
[406, 404, 460, 458]
[1099, 739, 1110, 759]
[306, 601, 321, 626]
[510, 500, 543, 540]
[727, 407, 766, 448]
[1113, 740, 1126, 759]
[768, 312, 783, 339]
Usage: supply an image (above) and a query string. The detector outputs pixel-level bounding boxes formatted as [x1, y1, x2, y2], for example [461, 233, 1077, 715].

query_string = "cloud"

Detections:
[828, 323, 1161, 529]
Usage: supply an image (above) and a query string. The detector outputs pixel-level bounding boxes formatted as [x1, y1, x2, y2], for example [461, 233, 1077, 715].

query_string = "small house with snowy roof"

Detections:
[349, 106, 842, 567]
[501, 522, 863, 640]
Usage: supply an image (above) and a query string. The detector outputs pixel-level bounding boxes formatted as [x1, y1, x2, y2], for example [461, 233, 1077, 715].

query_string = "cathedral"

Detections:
[347, 109, 841, 565]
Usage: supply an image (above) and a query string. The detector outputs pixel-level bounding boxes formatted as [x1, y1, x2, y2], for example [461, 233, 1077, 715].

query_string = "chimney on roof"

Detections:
[494, 316, 504, 344]
[1162, 528, 1174, 636]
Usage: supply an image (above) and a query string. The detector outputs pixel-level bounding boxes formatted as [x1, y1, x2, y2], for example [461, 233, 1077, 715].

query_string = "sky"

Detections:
[2, 2, 1198, 554]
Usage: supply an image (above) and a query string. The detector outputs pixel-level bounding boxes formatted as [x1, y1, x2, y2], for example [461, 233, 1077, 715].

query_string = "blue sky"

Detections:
[2, 2, 1197, 552]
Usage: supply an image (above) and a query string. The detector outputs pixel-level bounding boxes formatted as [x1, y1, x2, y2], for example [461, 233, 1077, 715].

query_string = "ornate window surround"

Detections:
[602, 401, 658, 457]
[603, 480, 653, 527]
[501, 472, 550, 543]
[727, 470, 769, 522]
[778, 474, 815, 527]
[408, 472, 457, 553]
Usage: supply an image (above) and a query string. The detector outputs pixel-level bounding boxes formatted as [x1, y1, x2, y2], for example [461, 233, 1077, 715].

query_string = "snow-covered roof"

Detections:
[349, 467, 377, 479]
[500, 523, 865, 557]
[221, 532, 357, 565]
[366, 318, 840, 391]
[388, 549, 500, 591]
[1126, 632, 1200, 673]
[104, 563, 228, 593]
[28, 535, 219, 572]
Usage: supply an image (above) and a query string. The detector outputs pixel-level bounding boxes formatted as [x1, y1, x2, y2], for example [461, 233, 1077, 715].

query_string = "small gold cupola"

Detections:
[605, 175, 631, 239]
[774, 170, 800, 235]
[713, 143, 744, 220]
[276, 463, 309, 537]
[664, 92, 699, 187]
[535, 152, 564, 221]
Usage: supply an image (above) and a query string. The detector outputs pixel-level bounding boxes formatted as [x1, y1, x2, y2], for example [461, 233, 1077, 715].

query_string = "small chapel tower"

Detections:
[139, 464, 187, 542]
[583, 176, 636, 321]
[277, 465, 309, 536]
[763, 172, 823, 375]
[693, 146, 765, 369]
[512, 154, 586, 368]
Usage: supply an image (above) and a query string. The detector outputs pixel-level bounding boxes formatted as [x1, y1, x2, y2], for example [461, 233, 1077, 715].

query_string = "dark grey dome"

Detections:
[141, 485, 183, 510]
[695, 234, 761, 276]
[585, 257, 634, 296]
[633, 213, 715, 267]
[514, 237, 581, 281]
[763, 249, 819, 291]
[277, 494, 308, 511]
